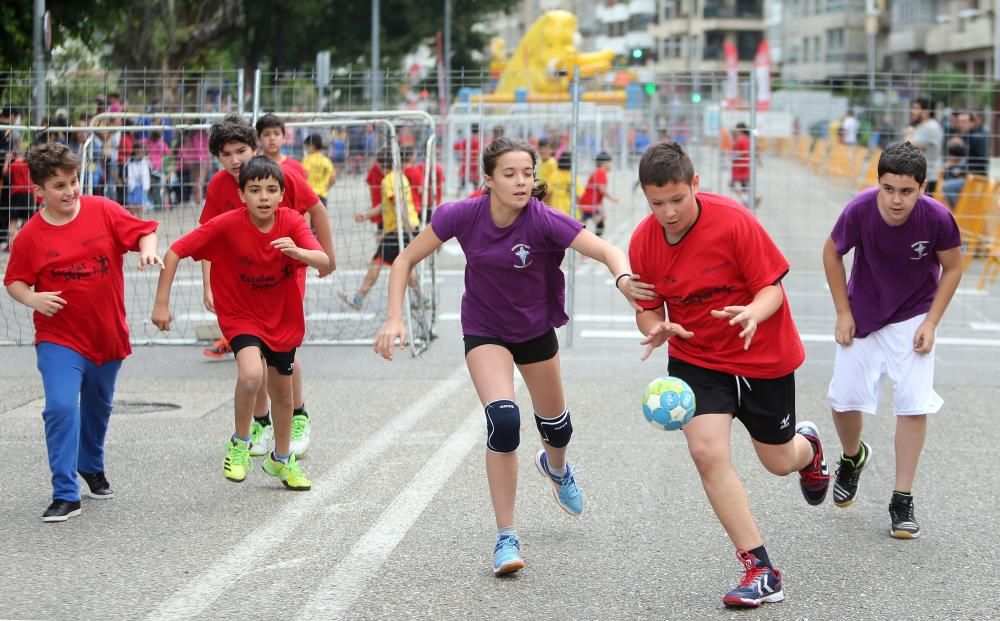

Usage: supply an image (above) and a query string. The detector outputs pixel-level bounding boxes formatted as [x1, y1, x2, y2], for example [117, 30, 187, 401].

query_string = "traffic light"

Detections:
[631, 48, 644, 60]
[691, 92, 702, 103]
[643, 82, 657, 96]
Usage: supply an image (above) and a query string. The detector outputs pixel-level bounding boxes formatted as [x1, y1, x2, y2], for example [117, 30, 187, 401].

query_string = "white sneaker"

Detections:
[290, 413, 311, 456]
[249, 420, 274, 457]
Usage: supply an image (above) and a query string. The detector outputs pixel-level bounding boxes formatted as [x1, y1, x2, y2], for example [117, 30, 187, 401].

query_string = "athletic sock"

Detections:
[232, 433, 250, 444]
[272, 450, 291, 464]
[497, 526, 517, 539]
[254, 412, 271, 426]
[547, 462, 567, 478]
[843, 442, 865, 464]
[893, 490, 912, 499]
[748, 545, 773, 569]
[293, 405, 307, 418]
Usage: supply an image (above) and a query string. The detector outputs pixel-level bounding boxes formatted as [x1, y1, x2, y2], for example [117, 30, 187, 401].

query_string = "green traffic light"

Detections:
[631, 49, 643, 59]
[644, 83, 656, 96]
[691, 93, 702, 103]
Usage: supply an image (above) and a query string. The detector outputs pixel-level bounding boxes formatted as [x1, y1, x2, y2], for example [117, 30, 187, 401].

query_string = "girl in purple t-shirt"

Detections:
[822, 141, 962, 540]
[373, 137, 654, 575]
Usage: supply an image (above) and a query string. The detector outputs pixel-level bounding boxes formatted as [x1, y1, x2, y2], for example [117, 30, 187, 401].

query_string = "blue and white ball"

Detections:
[642, 376, 696, 431]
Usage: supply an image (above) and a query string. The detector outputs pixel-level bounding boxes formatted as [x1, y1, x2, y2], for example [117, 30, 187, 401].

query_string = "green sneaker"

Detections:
[222, 437, 251, 482]
[262, 453, 312, 491]
[290, 413, 311, 456]
[248, 420, 273, 457]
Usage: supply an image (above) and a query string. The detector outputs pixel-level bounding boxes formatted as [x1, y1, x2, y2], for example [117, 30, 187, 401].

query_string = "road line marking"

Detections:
[302, 403, 484, 618]
[145, 364, 469, 621]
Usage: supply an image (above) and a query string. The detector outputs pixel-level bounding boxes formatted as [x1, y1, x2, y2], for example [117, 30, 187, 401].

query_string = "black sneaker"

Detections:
[78, 471, 114, 499]
[42, 500, 82, 522]
[833, 441, 872, 508]
[795, 421, 831, 505]
[889, 493, 921, 539]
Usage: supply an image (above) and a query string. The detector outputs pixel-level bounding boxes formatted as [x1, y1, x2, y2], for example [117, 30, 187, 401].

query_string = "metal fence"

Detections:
[2, 67, 999, 346]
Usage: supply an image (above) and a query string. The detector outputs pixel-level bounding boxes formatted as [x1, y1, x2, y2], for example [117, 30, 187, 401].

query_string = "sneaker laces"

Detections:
[557, 467, 582, 500]
[284, 455, 305, 478]
[222, 441, 250, 466]
[735, 553, 769, 588]
[835, 458, 860, 487]
[495, 534, 519, 553]
[291, 416, 309, 440]
[801, 446, 831, 487]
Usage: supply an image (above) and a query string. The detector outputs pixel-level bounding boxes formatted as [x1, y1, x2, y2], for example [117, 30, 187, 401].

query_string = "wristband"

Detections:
[615, 273, 631, 288]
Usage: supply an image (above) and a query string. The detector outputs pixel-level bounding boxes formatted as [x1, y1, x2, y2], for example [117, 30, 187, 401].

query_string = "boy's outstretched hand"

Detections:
[711, 305, 760, 350]
[640, 321, 694, 361]
[271, 237, 305, 260]
[151, 303, 172, 332]
[374, 319, 408, 361]
[137, 253, 164, 270]
[616, 274, 657, 311]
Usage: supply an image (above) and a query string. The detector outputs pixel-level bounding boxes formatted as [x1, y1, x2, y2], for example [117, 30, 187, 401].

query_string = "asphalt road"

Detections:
[2, 152, 999, 620]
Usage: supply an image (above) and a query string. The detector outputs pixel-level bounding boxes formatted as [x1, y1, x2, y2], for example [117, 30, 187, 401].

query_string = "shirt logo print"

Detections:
[512, 243, 532, 269]
[910, 241, 929, 260]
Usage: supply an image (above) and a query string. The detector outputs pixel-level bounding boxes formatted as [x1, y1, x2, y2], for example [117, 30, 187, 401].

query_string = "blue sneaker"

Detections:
[534, 450, 584, 516]
[493, 534, 525, 575]
[723, 549, 785, 608]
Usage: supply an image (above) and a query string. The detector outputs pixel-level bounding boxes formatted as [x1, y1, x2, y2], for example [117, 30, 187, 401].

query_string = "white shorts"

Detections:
[827, 313, 943, 416]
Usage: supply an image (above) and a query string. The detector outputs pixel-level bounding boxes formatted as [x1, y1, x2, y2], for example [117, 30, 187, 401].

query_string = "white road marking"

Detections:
[145, 364, 469, 621]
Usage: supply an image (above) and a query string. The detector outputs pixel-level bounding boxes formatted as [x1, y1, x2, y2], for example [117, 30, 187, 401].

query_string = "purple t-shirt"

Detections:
[831, 188, 961, 338]
[431, 195, 584, 342]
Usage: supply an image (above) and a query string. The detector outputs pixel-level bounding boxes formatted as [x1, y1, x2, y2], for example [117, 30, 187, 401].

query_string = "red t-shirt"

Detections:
[403, 164, 425, 212]
[200, 170, 244, 224]
[278, 158, 319, 214]
[366, 162, 384, 224]
[8, 158, 32, 195]
[732, 134, 750, 181]
[170, 208, 321, 352]
[628, 192, 804, 378]
[199, 166, 318, 225]
[579, 168, 608, 211]
[3, 196, 158, 365]
[281, 156, 307, 180]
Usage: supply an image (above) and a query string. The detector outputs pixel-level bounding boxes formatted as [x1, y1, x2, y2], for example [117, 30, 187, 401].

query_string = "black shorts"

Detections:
[668, 357, 796, 444]
[229, 334, 296, 376]
[5, 192, 36, 222]
[464, 328, 559, 365]
[372, 231, 413, 266]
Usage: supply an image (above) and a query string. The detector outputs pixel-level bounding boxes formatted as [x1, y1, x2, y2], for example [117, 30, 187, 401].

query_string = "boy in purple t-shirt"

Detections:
[822, 141, 962, 539]
[372, 137, 654, 576]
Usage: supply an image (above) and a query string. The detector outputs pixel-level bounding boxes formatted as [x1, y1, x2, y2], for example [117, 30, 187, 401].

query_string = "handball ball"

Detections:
[642, 376, 696, 431]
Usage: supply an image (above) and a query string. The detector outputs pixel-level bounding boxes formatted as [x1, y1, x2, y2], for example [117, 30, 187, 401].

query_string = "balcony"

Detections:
[886, 29, 927, 54]
[703, 1, 764, 19]
[925, 15, 993, 54]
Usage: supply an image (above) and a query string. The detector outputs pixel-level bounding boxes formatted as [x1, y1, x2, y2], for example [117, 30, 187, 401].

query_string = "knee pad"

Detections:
[485, 400, 520, 453]
[534, 409, 573, 448]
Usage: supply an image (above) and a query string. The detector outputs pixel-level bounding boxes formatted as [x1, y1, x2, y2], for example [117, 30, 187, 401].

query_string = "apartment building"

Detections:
[885, 0, 994, 76]
[777, 0, 869, 81]
[645, 0, 766, 74]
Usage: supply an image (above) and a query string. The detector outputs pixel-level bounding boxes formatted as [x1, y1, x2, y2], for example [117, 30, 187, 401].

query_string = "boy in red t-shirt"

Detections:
[5, 147, 37, 246]
[152, 156, 327, 490]
[255, 113, 335, 456]
[199, 114, 335, 458]
[629, 142, 830, 609]
[4, 142, 161, 522]
[401, 146, 445, 220]
[577, 151, 617, 236]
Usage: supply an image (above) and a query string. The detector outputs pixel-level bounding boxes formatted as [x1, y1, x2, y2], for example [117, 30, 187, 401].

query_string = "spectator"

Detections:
[941, 140, 968, 209]
[841, 109, 859, 146]
[905, 98, 943, 195]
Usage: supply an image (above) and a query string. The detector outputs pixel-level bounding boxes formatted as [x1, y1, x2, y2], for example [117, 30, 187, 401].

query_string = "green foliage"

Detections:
[921, 70, 992, 109]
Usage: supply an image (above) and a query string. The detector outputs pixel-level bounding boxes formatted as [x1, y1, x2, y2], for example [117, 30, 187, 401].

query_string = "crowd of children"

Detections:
[4, 109, 961, 610]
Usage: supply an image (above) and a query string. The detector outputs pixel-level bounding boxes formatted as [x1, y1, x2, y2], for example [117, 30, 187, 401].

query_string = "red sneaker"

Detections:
[202, 337, 232, 359]
[796, 420, 831, 505]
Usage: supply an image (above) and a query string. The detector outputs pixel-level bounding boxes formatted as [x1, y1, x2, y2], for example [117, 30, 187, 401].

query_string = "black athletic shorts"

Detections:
[668, 357, 796, 444]
[464, 328, 559, 365]
[372, 231, 413, 266]
[230, 334, 296, 376]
